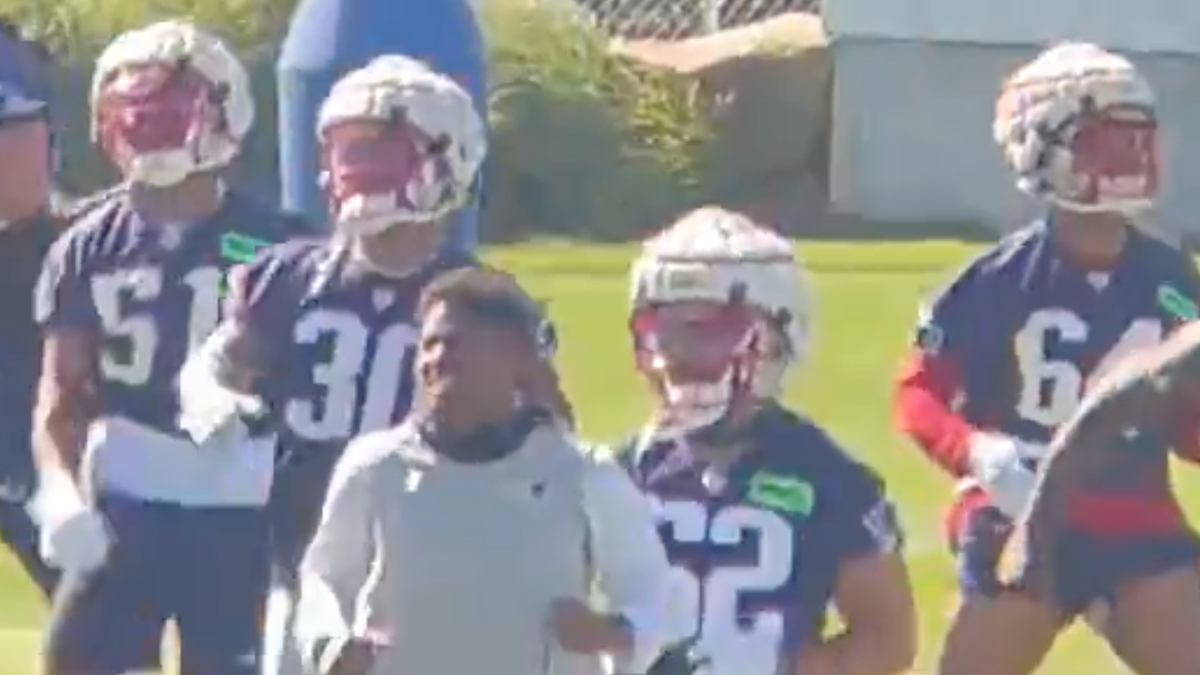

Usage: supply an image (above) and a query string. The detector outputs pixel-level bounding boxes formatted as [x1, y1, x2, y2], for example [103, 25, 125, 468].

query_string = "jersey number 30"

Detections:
[658, 501, 793, 655]
[285, 309, 417, 441]
[1014, 308, 1163, 427]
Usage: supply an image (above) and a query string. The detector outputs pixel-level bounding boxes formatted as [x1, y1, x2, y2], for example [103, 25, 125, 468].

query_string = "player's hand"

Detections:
[967, 432, 1042, 518]
[39, 506, 110, 574]
[549, 596, 631, 655]
[30, 472, 111, 574]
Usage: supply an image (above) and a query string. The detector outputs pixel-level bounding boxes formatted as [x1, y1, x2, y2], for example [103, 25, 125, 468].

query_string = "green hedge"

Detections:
[0, 0, 714, 240]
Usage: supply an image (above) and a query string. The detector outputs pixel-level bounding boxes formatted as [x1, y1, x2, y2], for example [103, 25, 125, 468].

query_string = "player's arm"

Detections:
[28, 234, 110, 572]
[1010, 322, 1200, 584]
[892, 269, 984, 476]
[894, 264, 1042, 515]
[797, 478, 916, 675]
[1160, 257, 1200, 463]
[294, 440, 387, 675]
[31, 328, 96, 507]
[177, 258, 283, 444]
[555, 447, 674, 671]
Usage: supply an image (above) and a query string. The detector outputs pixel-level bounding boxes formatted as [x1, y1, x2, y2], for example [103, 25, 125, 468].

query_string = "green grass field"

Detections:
[0, 239, 1194, 673]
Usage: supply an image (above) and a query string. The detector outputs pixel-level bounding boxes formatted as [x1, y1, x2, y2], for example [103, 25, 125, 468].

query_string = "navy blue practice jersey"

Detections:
[916, 220, 1200, 445]
[34, 189, 294, 436]
[624, 405, 902, 661]
[228, 239, 476, 449]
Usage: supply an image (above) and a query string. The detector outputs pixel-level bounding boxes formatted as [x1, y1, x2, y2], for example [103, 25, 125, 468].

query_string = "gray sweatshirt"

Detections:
[294, 420, 675, 675]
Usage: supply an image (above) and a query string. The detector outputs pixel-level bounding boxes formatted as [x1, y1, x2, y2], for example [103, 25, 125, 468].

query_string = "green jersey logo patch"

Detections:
[217, 232, 272, 296]
[746, 472, 815, 516]
[220, 232, 272, 265]
[1157, 284, 1198, 322]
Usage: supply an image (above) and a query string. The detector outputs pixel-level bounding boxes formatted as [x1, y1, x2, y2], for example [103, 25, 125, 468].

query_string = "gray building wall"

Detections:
[828, 38, 1200, 234]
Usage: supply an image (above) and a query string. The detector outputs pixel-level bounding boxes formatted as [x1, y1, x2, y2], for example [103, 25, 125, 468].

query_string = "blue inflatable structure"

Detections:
[277, 0, 487, 250]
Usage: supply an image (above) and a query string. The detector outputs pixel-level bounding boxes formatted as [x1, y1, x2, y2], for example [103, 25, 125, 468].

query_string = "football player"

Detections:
[621, 207, 916, 675]
[176, 55, 568, 675]
[30, 21, 297, 675]
[1005, 317, 1200, 675]
[892, 42, 1200, 675]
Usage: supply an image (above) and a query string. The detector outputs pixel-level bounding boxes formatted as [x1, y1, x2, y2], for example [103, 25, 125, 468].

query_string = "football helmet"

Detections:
[90, 21, 253, 187]
[994, 41, 1158, 215]
[317, 55, 486, 236]
[629, 207, 812, 437]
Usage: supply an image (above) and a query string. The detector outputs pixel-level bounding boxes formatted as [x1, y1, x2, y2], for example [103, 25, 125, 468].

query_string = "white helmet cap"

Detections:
[994, 41, 1158, 214]
[630, 207, 813, 435]
[317, 55, 487, 236]
[91, 20, 252, 187]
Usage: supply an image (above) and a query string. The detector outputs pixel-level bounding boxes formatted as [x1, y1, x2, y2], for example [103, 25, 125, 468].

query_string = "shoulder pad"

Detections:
[1133, 223, 1187, 256]
[280, 210, 314, 235]
[925, 225, 1040, 302]
[978, 223, 1043, 273]
[242, 238, 334, 285]
[238, 237, 328, 291]
[61, 185, 127, 222]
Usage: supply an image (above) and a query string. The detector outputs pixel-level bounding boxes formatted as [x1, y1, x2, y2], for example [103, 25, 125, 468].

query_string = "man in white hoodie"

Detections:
[295, 266, 676, 675]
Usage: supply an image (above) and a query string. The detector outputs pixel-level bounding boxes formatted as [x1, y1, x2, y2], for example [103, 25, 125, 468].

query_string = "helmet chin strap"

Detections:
[349, 236, 432, 279]
[659, 362, 760, 449]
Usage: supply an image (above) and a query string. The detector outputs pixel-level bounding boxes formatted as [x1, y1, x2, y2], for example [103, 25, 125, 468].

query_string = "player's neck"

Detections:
[127, 174, 226, 225]
[418, 399, 523, 454]
[1051, 210, 1129, 270]
[352, 224, 443, 278]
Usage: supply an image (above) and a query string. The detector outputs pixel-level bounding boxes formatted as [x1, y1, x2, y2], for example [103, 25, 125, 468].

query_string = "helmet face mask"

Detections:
[1061, 103, 1158, 211]
[995, 42, 1161, 216]
[90, 21, 253, 188]
[321, 115, 455, 237]
[317, 55, 487, 240]
[635, 300, 761, 436]
[95, 62, 228, 187]
[628, 205, 810, 441]
[634, 301, 761, 385]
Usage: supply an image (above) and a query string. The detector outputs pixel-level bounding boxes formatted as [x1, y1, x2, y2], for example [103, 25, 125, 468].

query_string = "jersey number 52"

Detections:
[658, 501, 794, 657]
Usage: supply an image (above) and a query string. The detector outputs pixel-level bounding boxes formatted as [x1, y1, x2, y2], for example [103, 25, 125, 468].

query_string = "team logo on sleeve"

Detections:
[1157, 284, 1198, 323]
[863, 499, 903, 552]
[746, 472, 815, 516]
[914, 304, 946, 354]
[535, 318, 557, 359]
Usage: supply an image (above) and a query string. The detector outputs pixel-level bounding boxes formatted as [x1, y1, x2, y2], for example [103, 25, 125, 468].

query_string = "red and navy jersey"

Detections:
[228, 239, 476, 451]
[894, 220, 1200, 534]
[34, 189, 295, 437]
[896, 220, 1200, 475]
[623, 405, 902, 651]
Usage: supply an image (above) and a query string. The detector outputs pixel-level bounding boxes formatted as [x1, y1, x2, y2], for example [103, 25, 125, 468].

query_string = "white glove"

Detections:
[177, 323, 266, 447]
[29, 471, 111, 573]
[967, 432, 1045, 518]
